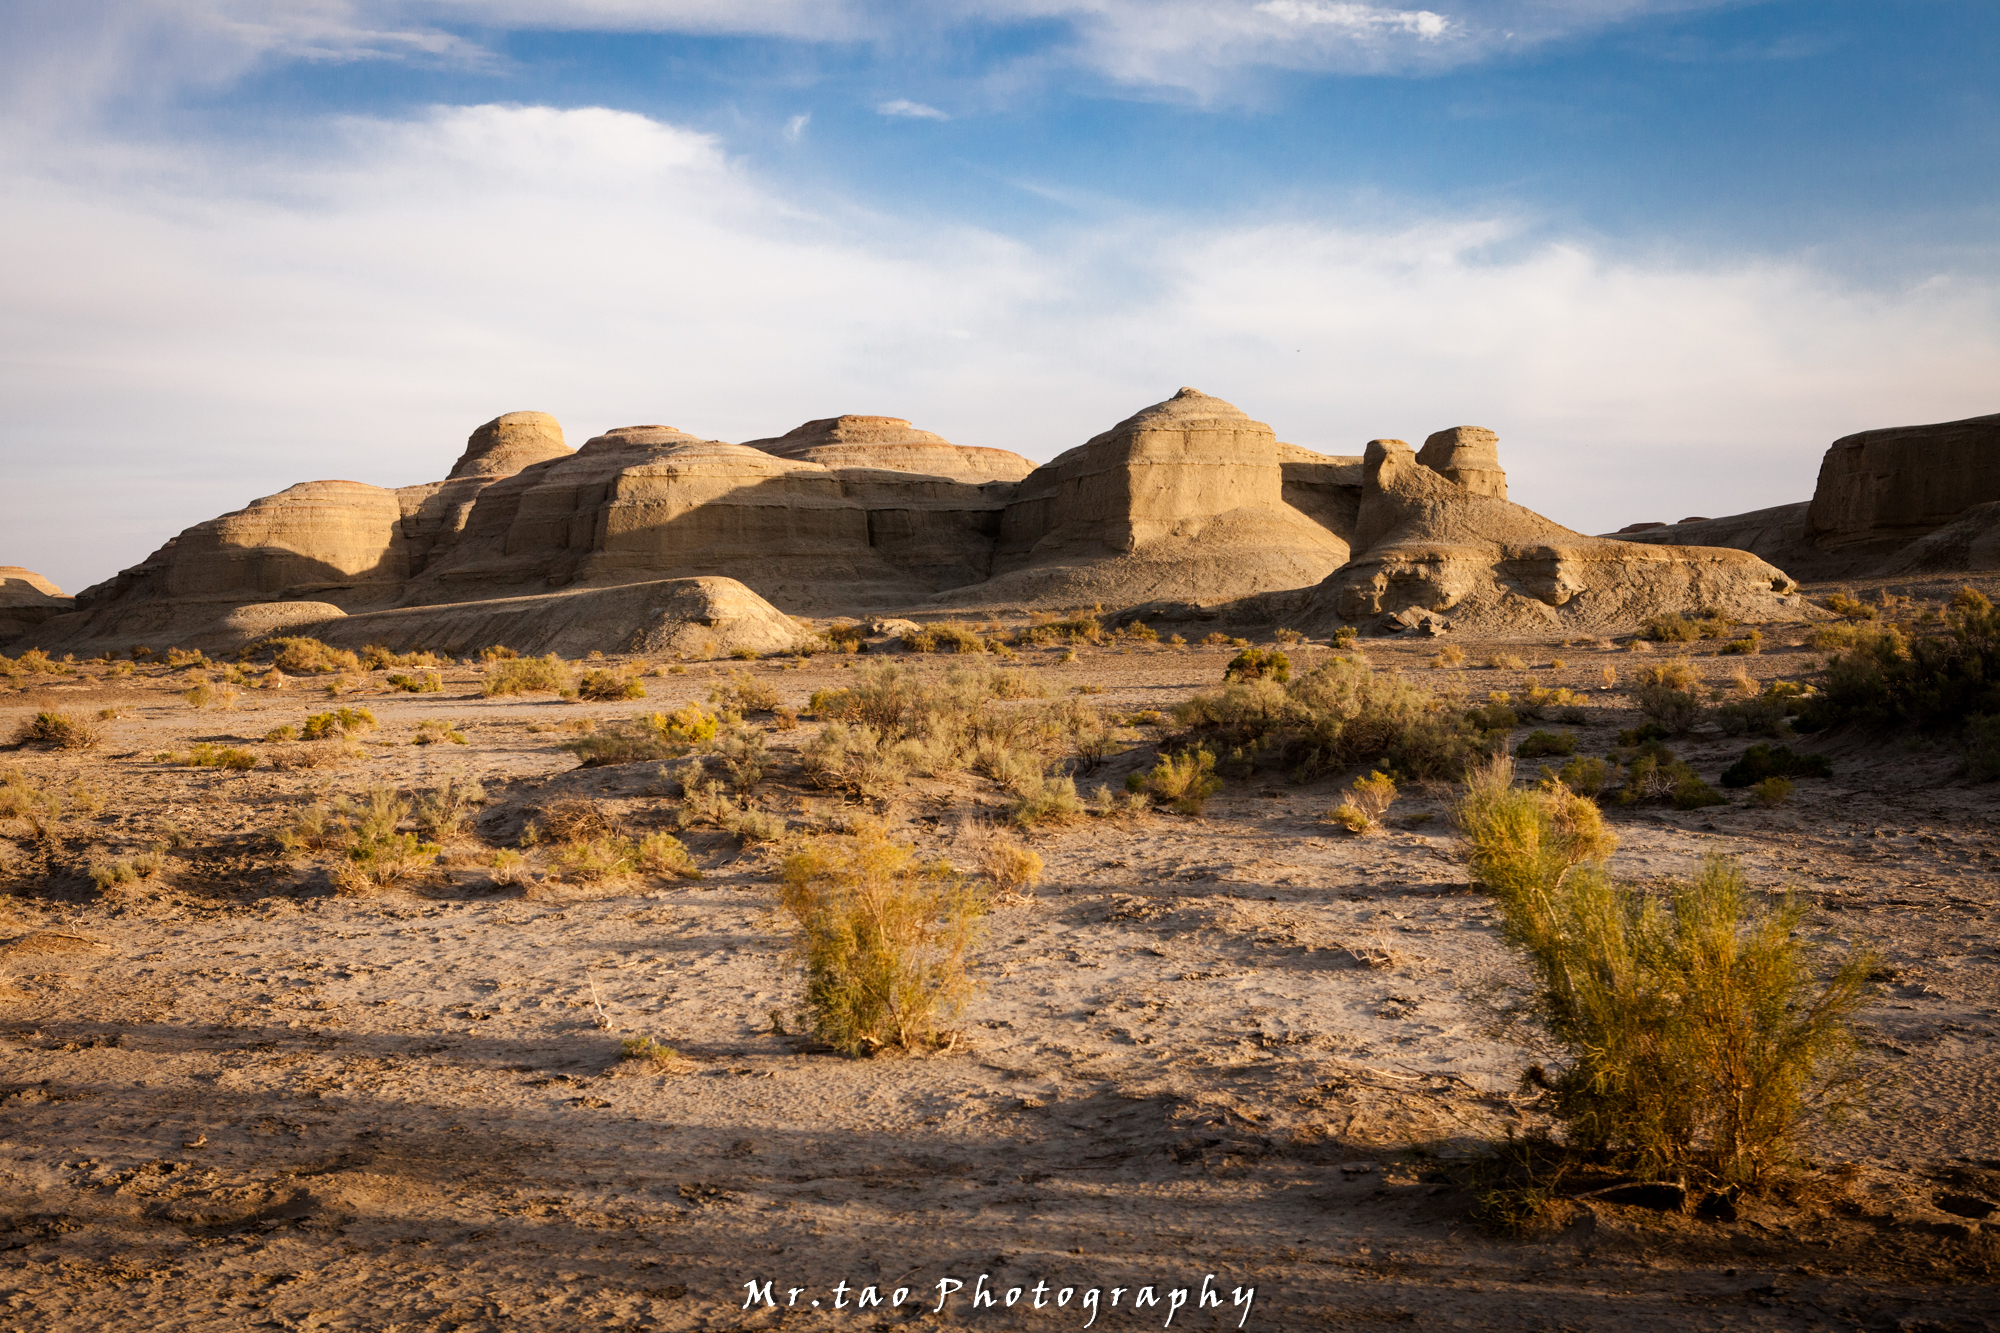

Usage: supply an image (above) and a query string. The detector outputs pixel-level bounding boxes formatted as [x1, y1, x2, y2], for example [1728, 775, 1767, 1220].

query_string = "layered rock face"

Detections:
[975, 388, 1353, 607]
[1415, 427, 1507, 500]
[1612, 412, 2000, 579]
[741, 415, 1035, 484]
[1306, 437, 1801, 635]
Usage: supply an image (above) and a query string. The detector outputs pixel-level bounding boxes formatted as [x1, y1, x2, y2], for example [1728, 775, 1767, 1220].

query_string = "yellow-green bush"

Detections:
[578, 668, 644, 701]
[303, 707, 377, 739]
[1454, 758, 1870, 1189]
[483, 653, 572, 697]
[780, 823, 984, 1055]
[264, 637, 360, 674]
[1327, 770, 1396, 833]
[1127, 748, 1222, 815]
[12, 710, 102, 750]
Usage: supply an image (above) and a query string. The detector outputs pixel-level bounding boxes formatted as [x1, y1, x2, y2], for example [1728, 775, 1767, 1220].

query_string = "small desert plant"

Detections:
[1465, 697, 1519, 732]
[411, 773, 486, 843]
[412, 719, 467, 745]
[12, 710, 102, 750]
[1718, 630, 1763, 656]
[1820, 590, 1877, 622]
[1483, 652, 1527, 670]
[976, 828, 1044, 895]
[1454, 758, 1871, 1189]
[89, 845, 169, 891]
[578, 668, 645, 701]
[1552, 755, 1611, 799]
[483, 653, 572, 697]
[162, 742, 257, 771]
[480, 644, 519, 661]
[1085, 783, 1151, 818]
[902, 621, 987, 654]
[620, 1034, 686, 1071]
[1430, 645, 1466, 669]
[264, 724, 298, 742]
[302, 706, 377, 739]
[779, 822, 985, 1055]
[569, 704, 718, 767]
[1327, 770, 1396, 833]
[1752, 776, 1794, 806]
[1128, 748, 1222, 814]
[1006, 772, 1086, 828]
[1641, 613, 1700, 643]
[526, 797, 622, 845]
[1719, 743, 1832, 788]
[362, 644, 443, 670]
[386, 671, 444, 693]
[1224, 647, 1290, 683]
[1516, 729, 1576, 759]
[1273, 627, 1304, 645]
[265, 637, 361, 674]
[182, 682, 238, 710]
[710, 668, 780, 713]
[802, 722, 910, 799]
[1634, 660, 1704, 735]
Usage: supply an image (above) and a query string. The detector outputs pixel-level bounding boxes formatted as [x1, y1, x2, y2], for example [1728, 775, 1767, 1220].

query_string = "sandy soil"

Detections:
[2, 603, 1997, 1332]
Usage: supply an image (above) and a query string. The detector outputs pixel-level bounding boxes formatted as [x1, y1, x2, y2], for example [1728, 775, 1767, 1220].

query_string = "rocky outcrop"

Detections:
[16, 390, 1823, 654]
[0, 568, 73, 643]
[1305, 437, 1802, 636]
[1415, 427, 1507, 500]
[970, 388, 1353, 607]
[741, 416, 1035, 484]
[1611, 412, 2000, 579]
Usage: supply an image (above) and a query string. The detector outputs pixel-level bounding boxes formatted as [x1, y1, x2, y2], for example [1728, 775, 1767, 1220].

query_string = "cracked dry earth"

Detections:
[1, 627, 1997, 1332]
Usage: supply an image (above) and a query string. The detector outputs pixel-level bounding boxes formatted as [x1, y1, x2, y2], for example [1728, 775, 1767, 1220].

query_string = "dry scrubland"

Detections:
[1, 587, 1998, 1332]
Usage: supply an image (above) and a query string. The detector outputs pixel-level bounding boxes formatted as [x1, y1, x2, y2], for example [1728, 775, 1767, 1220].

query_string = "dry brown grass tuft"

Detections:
[12, 711, 103, 750]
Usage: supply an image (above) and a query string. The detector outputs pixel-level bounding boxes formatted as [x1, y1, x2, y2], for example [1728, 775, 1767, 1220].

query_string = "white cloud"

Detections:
[1257, 2, 1450, 41]
[876, 98, 950, 120]
[2, 101, 1996, 595]
[784, 112, 811, 141]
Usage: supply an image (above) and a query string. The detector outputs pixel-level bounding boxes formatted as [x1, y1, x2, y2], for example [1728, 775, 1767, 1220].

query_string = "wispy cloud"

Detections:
[1256, 2, 1450, 41]
[784, 112, 811, 141]
[3, 101, 1995, 593]
[876, 98, 950, 120]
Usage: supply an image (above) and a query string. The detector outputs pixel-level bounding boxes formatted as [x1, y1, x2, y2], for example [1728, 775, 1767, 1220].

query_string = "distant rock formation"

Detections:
[1302, 438, 1798, 636]
[741, 415, 1035, 483]
[11, 390, 1821, 654]
[969, 388, 1354, 607]
[0, 567, 73, 642]
[1611, 412, 2000, 580]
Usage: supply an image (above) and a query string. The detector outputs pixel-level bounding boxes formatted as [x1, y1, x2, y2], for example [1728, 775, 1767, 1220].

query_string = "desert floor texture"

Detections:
[2, 586, 1998, 1332]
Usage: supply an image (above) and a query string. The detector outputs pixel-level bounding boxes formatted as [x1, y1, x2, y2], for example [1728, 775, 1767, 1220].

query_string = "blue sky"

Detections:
[3, 0, 1997, 594]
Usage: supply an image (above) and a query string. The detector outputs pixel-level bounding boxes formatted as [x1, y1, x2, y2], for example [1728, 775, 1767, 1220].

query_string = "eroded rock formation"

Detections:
[1304, 438, 1799, 635]
[13, 391, 1825, 655]
[1611, 412, 2000, 579]
[0, 568, 73, 643]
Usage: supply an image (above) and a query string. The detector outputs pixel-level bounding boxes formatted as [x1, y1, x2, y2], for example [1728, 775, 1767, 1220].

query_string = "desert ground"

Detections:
[2, 585, 1997, 1332]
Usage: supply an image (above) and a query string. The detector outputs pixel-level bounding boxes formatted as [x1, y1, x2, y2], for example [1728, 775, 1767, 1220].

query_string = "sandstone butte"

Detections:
[8, 389, 1902, 659]
[1605, 411, 2000, 581]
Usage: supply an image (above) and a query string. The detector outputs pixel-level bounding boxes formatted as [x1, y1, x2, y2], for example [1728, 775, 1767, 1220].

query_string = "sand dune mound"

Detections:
[1304, 437, 1802, 635]
[314, 576, 800, 659]
[741, 415, 1035, 483]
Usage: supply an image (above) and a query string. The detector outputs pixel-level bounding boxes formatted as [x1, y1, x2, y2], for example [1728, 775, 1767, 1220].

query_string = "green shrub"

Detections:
[1821, 590, 1877, 621]
[1642, 613, 1699, 643]
[1006, 773, 1086, 828]
[902, 621, 987, 654]
[303, 707, 377, 740]
[483, 653, 571, 697]
[386, 671, 444, 693]
[412, 719, 467, 745]
[12, 710, 102, 750]
[1719, 743, 1832, 788]
[1224, 647, 1290, 683]
[1752, 776, 1794, 806]
[264, 724, 297, 742]
[1552, 755, 1610, 799]
[1718, 630, 1763, 656]
[1173, 656, 1480, 783]
[1127, 749, 1222, 814]
[569, 705, 718, 767]
[1327, 770, 1395, 833]
[779, 822, 984, 1055]
[1671, 773, 1728, 809]
[263, 637, 360, 674]
[1455, 760, 1872, 1188]
[362, 644, 443, 670]
[578, 668, 644, 701]
[1634, 660, 1704, 735]
[1798, 589, 2000, 738]
[1516, 729, 1576, 759]
[710, 668, 779, 713]
[1465, 699, 1520, 731]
